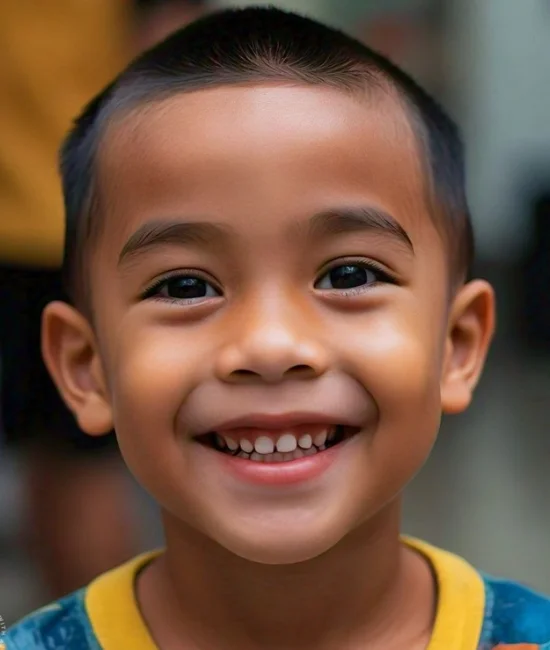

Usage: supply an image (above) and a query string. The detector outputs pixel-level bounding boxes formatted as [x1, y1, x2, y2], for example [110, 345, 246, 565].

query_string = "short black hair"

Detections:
[61, 6, 473, 307]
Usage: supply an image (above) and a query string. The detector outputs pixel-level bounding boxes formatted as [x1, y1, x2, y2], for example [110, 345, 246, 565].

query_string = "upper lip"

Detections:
[196, 411, 361, 435]
[185, 374, 373, 438]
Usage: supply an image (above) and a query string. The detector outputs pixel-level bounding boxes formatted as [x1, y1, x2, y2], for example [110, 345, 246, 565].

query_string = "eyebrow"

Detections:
[118, 205, 413, 266]
[118, 219, 233, 266]
[305, 207, 414, 252]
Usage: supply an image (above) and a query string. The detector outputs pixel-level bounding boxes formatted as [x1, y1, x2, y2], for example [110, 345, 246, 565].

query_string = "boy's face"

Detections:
[44, 85, 494, 563]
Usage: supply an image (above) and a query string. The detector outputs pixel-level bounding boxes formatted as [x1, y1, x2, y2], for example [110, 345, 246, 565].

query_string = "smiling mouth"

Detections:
[195, 424, 360, 463]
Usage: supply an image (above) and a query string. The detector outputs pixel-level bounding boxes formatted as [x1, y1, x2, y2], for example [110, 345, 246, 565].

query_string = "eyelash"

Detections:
[141, 270, 221, 302]
[141, 258, 397, 303]
[316, 257, 396, 293]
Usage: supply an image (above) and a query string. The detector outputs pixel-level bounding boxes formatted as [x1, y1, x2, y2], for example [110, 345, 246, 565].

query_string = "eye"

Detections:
[144, 274, 221, 302]
[315, 262, 389, 291]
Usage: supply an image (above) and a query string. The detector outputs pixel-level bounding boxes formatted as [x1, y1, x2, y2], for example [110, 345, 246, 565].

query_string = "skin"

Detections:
[43, 84, 494, 649]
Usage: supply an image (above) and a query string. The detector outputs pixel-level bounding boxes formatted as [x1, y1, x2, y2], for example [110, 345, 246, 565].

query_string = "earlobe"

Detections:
[41, 301, 113, 435]
[441, 280, 496, 414]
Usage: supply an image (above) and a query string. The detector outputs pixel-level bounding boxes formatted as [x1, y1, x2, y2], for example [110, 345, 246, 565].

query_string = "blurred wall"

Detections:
[451, 0, 550, 262]
[223, 0, 334, 24]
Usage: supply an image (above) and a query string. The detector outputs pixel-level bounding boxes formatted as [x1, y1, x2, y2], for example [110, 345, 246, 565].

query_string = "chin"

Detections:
[227, 537, 336, 565]
[215, 519, 347, 565]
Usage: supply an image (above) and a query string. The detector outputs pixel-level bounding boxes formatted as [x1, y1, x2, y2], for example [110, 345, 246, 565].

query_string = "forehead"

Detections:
[96, 84, 437, 252]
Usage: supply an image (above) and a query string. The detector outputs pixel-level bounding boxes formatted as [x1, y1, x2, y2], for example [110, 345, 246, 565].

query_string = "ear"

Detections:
[41, 301, 113, 435]
[441, 280, 495, 414]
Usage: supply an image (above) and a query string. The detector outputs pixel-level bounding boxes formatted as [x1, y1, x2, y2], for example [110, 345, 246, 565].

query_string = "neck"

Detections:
[138, 502, 435, 650]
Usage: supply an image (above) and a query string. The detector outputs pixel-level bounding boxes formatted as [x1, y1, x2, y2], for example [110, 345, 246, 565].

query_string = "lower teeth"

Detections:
[237, 446, 320, 463]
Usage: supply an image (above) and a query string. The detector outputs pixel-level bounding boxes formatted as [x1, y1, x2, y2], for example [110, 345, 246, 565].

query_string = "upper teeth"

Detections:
[275, 433, 297, 453]
[225, 437, 239, 451]
[220, 429, 331, 455]
[254, 436, 275, 454]
[298, 434, 312, 449]
[314, 431, 327, 447]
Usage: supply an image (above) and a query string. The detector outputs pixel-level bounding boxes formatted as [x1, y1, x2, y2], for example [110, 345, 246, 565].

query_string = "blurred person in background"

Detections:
[135, 0, 212, 51]
[356, 2, 448, 102]
[0, 0, 210, 600]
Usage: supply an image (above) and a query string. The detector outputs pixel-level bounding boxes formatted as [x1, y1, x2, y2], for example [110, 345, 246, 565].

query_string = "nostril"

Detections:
[229, 365, 313, 381]
[287, 364, 314, 375]
[232, 369, 260, 378]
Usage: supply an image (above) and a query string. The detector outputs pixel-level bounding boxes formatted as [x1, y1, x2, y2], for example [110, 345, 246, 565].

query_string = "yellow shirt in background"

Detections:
[0, 1, 128, 267]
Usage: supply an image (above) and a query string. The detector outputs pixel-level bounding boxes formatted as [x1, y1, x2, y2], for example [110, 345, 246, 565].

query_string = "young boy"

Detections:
[5, 7, 550, 649]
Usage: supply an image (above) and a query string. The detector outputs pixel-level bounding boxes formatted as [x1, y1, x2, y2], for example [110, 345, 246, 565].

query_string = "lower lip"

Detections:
[207, 439, 354, 486]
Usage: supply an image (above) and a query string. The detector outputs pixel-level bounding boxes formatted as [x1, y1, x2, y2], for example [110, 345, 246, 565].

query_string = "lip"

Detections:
[196, 432, 360, 486]
[198, 411, 361, 435]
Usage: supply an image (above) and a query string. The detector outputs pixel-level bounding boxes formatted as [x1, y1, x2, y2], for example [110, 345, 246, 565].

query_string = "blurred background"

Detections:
[1, 0, 549, 625]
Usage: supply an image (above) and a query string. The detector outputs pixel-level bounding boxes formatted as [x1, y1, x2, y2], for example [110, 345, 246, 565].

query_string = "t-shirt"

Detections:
[4, 539, 550, 649]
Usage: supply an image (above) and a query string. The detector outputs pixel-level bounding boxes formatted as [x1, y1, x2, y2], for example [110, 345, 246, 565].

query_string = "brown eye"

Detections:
[147, 275, 220, 301]
[316, 264, 376, 290]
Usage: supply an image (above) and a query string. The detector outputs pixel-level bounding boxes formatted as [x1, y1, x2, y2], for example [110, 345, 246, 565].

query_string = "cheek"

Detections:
[336, 309, 447, 513]
[342, 307, 446, 432]
[102, 320, 210, 507]
[107, 321, 207, 442]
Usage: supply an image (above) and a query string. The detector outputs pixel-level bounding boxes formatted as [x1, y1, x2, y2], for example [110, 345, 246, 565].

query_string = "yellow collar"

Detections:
[405, 538, 485, 650]
[86, 539, 484, 650]
[86, 550, 160, 650]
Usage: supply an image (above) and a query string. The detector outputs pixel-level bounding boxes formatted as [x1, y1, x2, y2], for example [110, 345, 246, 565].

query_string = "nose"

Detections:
[215, 300, 329, 384]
